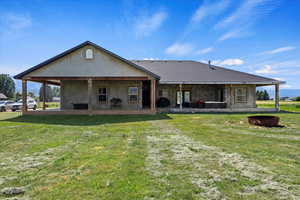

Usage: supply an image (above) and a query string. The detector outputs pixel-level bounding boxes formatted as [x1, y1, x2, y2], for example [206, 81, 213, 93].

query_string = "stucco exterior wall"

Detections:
[25, 45, 149, 78]
[61, 80, 143, 110]
[156, 84, 225, 107]
[156, 84, 256, 108]
[224, 85, 256, 108]
[60, 81, 256, 110]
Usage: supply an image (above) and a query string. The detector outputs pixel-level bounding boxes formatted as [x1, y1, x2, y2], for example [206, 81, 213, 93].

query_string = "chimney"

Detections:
[208, 60, 215, 70]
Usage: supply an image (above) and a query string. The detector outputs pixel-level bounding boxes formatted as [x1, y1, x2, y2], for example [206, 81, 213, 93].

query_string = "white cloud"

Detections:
[261, 46, 296, 55]
[196, 47, 214, 55]
[165, 43, 193, 56]
[280, 84, 291, 89]
[273, 78, 291, 88]
[218, 29, 244, 41]
[255, 65, 278, 74]
[135, 11, 167, 37]
[214, 58, 244, 66]
[143, 58, 159, 60]
[274, 77, 284, 81]
[215, 0, 279, 41]
[215, 0, 278, 29]
[0, 13, 32, 32]
[191, 0, 230, 23]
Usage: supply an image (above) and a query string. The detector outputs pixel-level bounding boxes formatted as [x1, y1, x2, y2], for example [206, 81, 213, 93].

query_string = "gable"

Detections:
[24, 45, 150, 78]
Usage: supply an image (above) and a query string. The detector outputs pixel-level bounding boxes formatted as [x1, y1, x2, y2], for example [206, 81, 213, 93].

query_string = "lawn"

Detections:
[257, 100, 300, 112]
[37, 102, 60, 109]
[0, 111, 299, 199]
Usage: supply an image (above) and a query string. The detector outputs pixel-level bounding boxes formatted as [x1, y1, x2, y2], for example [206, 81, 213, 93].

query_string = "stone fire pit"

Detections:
[248, 116, 280, 127]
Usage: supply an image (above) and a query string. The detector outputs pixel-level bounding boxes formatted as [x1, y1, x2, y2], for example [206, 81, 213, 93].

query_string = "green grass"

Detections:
[0, 111, 299, 199]
[257, 100, 300, 112]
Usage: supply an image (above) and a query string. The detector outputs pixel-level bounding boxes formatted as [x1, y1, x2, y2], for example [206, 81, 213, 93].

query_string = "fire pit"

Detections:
[248, 116, 280, 127]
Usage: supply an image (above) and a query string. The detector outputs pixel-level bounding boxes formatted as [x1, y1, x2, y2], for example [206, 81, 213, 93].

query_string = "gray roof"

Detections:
[131, 60, 282, 85]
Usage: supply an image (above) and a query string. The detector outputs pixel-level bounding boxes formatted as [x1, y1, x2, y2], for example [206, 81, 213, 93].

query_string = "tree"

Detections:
[28, 92, 35, 98]
[51, 86, 60, 97]
[0, 74, 15, 98]
[15, 92, 22, 101]
[295, 96, 300, 101]
[256, 90, 263, 100]
[39, 85, 53, 102]
[263, 90, 270, 100]
[256, 90, 270, 100]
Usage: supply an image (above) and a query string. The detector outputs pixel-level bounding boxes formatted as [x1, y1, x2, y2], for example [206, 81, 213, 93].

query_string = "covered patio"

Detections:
[21, 76, 157, 115]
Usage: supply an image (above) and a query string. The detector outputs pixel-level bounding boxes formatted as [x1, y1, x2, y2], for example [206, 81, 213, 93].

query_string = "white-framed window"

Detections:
[98, 88, 107, 104]
[184, 91, 190, 103]
[158, 89, 168, 98]
[128, 87, 138, 104]
[85, 48, 94, 59]
[235, 87, 247, 103]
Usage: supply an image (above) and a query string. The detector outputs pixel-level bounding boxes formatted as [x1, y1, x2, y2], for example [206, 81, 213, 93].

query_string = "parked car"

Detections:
[0, 100, 15, 112]
[11, 100, 37, 112]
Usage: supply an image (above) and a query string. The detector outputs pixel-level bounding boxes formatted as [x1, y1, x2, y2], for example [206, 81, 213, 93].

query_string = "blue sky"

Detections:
[1, 0, 300, 89]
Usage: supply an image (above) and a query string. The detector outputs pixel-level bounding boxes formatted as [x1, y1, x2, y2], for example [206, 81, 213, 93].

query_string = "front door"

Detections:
[142, 80, 151, 108]
[176, 91, 191, 107]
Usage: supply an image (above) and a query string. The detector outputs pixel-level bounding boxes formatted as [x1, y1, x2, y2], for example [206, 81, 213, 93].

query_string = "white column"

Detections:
[150, 79, 156, 111]
[42, 81, 46, 110]
[179, 83, 183, 110]
[88, 79, 93, 113]
[22, 80, 27, 113]
[275, 84, 280, 111]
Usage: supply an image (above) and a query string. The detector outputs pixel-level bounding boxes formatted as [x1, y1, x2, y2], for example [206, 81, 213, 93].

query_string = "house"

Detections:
[0, 93, 8, 100]
[14, 41, 283, 115]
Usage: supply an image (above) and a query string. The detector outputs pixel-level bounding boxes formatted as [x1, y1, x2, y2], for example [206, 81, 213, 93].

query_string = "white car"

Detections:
[0, 100, 15, 112]
[11, 100, 37, 112]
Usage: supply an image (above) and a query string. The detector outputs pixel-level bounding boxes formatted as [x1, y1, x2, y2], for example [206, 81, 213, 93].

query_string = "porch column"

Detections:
[275, 83, 280, 111]
[22, 79, 27, 113]
[42, 81, 46, 110]
[150, 79, 156, 111]
[88, 79, 93, 113]
[179, 83, 183, 110]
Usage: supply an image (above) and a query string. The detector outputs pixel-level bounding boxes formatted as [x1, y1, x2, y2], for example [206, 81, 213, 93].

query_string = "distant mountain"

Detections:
[278, 89, 300, 98]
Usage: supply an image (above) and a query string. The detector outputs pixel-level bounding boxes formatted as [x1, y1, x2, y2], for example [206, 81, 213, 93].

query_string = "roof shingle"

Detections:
[131, 60, 281, 85]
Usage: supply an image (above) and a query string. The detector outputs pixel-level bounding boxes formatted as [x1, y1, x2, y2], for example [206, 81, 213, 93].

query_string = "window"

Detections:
[158, 89, 168, 97]
[184, 91, 190, 103]
[85, 49, 94, 59]
[128, 87, 138, 104]
[235, 88, 247, 103]
[98, 88, 107, 104]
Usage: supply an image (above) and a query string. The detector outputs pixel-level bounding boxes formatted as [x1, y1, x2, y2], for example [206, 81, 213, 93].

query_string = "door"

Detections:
[176, 90, 191, 107]
[142, 80, 151, 108]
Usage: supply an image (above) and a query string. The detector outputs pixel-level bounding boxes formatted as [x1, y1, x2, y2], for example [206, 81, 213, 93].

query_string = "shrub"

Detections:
[295, 96, 300, 101]
[156, 97, 170, 108]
